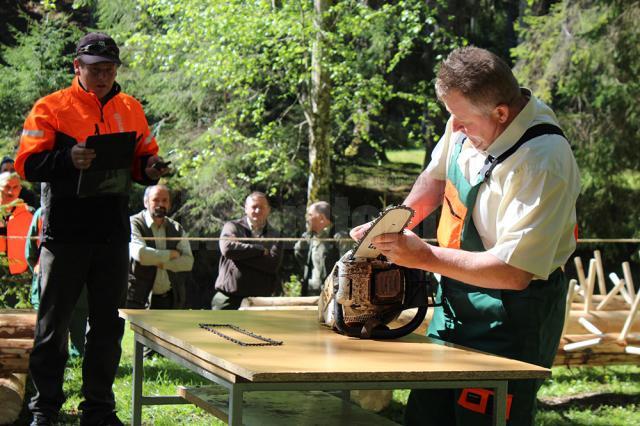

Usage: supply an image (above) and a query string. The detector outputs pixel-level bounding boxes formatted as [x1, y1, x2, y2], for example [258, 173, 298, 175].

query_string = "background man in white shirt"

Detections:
[127, 185, 193, 310]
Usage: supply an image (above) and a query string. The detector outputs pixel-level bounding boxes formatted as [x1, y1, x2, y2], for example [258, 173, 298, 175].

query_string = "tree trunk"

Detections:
[0, 373, 26, 424]
[307, 0, 332, 204]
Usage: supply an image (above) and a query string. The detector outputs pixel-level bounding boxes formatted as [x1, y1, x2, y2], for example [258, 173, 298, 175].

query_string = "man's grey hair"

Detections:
[0, 171, 20, 188]
[143, 184, 170, 202]
[435, 46, 520, 113]
[309, 201, 331, 221]
[245, 191, 269, 206]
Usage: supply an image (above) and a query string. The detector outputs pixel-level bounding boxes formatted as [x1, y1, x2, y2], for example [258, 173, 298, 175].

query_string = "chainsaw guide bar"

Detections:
[351, 205, 415, 259]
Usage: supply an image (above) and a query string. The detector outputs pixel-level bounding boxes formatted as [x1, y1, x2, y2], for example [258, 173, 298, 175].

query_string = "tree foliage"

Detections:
[0, 14, 81, 151]
[102, 0, 461, 234]
[514, 0, 640, 239]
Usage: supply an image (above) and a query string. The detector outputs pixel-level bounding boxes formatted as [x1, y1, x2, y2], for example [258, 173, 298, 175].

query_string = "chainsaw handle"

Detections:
[333, 299, 428, 339]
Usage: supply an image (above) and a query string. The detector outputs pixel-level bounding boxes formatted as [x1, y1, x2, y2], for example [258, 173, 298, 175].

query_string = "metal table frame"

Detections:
[131, 331, 509, 426]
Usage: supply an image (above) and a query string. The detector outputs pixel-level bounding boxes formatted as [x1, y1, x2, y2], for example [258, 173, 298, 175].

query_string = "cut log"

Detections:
[563, 310, 640, 335]
[0, 373, 26, 425]
[554, 333, 640, 366]
[0, 310, 37, 339]
[0, 309, 36, 422]
[571, 295, 629, 311]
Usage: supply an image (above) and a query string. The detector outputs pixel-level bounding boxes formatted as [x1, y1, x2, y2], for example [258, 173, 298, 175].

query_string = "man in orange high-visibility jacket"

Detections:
[15, 32, 169, 426]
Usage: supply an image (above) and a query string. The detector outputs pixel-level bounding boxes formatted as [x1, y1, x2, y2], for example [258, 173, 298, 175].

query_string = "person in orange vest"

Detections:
[352, 47, 580, 425]
[0, 157, 39, 208]
[0, 171, 33, 276]
[15, 32, 170, 426]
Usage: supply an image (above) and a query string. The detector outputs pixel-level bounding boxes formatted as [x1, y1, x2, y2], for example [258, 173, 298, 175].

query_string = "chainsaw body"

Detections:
[333, 257, 432, 338]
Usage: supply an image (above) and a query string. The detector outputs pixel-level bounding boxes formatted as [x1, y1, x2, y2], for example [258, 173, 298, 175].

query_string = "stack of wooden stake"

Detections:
[0, 309, 36, 425]
[555, 251, 640, 366]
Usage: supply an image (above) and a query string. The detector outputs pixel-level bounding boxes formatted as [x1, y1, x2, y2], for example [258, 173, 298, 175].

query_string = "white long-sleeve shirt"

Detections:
[129, 210, 194, 295]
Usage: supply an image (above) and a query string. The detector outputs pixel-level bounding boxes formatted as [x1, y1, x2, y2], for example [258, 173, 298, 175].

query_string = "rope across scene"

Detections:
[4, 235, 639, 244]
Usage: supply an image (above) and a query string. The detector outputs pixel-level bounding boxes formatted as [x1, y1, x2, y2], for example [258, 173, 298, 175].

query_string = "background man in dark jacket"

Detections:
[212, 191, 282, 310]
[127, 184, 193, 310]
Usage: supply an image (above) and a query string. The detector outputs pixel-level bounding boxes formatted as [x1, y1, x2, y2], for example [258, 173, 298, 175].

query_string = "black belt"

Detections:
[153, 289, 173, 298]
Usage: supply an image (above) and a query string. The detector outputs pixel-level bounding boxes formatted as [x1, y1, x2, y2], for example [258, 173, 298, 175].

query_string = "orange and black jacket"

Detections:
[15, 77, 159, 243]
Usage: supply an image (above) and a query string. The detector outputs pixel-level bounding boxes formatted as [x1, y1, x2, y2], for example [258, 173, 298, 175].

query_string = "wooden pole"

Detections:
[597, 274, 626, 310]
[594, 250, 607, 295]
[618, 290, 640, 342]
[574, 256, 587, 294]
[240, 296, 320, 308]
[622, 261, 636, 300]
[583, 259, 597, 313]
[561, 279, 577, 337]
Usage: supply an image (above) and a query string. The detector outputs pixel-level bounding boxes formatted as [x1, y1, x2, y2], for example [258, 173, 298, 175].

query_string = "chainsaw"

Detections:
[319, 205, 436, 339]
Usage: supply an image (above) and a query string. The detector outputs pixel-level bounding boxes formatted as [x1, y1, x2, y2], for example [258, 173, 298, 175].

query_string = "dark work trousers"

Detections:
[150, 290, 174, 309]
[28, 241, 128, 421]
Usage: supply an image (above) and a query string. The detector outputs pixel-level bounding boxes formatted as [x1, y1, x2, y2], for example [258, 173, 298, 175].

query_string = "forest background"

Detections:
[0, 0, 639, 302]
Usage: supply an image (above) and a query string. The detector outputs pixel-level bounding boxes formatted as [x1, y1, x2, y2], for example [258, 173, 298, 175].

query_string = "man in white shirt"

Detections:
[352, 46, 580, 426]
[127, 185, 193, 310]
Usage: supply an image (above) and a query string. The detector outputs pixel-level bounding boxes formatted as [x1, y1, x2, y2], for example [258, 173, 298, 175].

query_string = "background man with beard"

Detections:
[127, 184, 193, 310]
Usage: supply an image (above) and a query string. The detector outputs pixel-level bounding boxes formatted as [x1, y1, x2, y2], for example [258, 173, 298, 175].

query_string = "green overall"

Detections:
[405, 129, 568, 426]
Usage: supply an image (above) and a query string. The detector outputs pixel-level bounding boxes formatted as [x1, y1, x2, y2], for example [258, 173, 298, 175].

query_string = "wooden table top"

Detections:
[120, 309, 550, 383]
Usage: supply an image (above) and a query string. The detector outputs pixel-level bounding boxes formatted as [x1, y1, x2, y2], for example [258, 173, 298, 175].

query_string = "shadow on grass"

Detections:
[377, 399, 406, 424]
[538, 392, 640, 412]
[115, 356, 210, 385]
[549, 367, 640, 385]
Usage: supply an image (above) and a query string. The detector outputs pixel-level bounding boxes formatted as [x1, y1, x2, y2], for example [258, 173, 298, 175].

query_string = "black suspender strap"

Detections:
[478, 123, 566, 180]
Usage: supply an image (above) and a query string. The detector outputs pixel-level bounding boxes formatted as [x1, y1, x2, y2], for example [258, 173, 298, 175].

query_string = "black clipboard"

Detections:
[76, 131, 137, 197]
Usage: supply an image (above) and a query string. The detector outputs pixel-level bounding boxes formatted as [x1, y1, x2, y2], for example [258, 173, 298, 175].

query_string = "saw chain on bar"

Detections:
[198, 323, 283, 347]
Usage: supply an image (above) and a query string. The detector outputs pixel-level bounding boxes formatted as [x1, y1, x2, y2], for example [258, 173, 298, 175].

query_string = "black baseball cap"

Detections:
[76, 32, 121, 65]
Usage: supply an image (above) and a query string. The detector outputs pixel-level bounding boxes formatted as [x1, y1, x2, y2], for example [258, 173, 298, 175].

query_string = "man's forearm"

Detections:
[421, 245, 533, 290]
[130, 242, 172, 266]
[403, 172, 445, 228]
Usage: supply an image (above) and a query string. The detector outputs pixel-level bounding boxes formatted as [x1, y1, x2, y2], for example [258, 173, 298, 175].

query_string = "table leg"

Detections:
[492, 381, 508, 426]
[132, 338, 144, 426]
[228, 386, 243, 426]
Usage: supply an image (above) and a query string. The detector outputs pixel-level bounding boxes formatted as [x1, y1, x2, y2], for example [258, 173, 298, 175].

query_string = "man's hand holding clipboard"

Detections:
[74, 132, 169, 197]
[71, 143, 96, 170]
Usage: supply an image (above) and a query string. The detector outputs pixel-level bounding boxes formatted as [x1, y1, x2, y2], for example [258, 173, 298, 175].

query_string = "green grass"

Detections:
[385, 148, 427, 167]
[15, 326, 640, 425]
